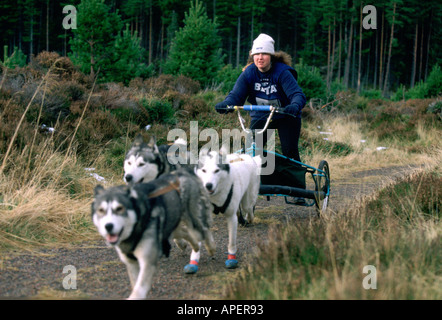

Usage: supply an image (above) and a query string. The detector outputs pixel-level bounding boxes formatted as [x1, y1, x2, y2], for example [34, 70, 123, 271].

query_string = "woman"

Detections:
[215, 33, 306, 162]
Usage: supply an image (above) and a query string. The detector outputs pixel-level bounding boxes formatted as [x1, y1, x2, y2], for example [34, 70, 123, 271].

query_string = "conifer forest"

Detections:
[1, 0, 441, 96]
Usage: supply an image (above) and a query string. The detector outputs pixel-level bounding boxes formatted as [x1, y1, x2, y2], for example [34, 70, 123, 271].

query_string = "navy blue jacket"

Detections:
[223, 62, 306, 120]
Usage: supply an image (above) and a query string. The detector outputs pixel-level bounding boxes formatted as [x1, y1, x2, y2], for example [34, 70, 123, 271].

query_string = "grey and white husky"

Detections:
[123, 134, 211, 274]
[123, 134, 192, 185]
[92, 169, 215, 299]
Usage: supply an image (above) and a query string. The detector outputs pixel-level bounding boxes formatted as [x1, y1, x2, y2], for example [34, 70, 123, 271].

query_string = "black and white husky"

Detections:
[92, 169, 215, 299]
[196, 149, 261, 269]
[123, 134, 213, 274]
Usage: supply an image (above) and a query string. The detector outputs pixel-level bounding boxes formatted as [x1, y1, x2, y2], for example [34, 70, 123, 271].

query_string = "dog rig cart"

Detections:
[227, 105, 331, 216]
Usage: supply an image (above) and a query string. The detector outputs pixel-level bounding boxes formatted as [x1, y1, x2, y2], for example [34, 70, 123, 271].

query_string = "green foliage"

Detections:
[138, 97, 176, 124]
[163, 0, 223, 86]
[69, 0, 122, 79]
[295, 59, 326, 101]
[425, 64, 442, 98]
[361, 89, 384, 100]
[108, 25, 151, 84]
[427, 100, 442, 116]
[2, 46, 27, 68]
[214, 64, 243, 93]
[68, 0, 150, 84]
[393, 65, 442, 100]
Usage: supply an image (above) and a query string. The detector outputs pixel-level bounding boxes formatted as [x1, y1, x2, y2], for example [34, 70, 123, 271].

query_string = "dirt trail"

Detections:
[0, 164, 421, 299]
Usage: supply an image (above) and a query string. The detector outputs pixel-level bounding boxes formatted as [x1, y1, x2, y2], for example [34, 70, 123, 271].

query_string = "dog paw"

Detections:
[184, 261, 199, 274]
[225, 255, 238, 269]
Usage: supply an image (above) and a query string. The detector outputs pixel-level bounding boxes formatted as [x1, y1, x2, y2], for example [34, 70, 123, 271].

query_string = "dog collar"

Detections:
[212, 184, 234, 214]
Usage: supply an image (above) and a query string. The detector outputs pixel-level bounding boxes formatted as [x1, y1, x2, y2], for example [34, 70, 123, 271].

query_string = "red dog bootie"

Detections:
[225, 254, 238, 269]
[184, 260, 199, 274]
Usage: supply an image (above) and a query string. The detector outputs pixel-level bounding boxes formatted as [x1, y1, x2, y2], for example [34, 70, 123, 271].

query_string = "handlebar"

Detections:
[227, 105, 279, 134]
[227, 105, 281, 112]
[227, 105, 273, 111]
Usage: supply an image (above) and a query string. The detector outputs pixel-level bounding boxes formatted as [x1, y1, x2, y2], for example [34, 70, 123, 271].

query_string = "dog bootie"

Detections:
[184, 260, 199, 274]
[225, 254, 238, 269]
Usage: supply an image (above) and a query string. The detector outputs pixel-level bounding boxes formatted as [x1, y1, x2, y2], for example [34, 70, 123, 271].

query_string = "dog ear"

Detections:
[219, 145, 229, 156]
[199, 147, 209, 158]
[94, 185, 105, 196]
[197, 148, 209, 168]
[133, 133, 144, 146]
[219, 149, 228, 165]
[147, 136, 160, 153]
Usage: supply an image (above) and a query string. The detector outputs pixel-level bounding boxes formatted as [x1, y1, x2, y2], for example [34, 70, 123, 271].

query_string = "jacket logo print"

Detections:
[254, 82, 277, 95]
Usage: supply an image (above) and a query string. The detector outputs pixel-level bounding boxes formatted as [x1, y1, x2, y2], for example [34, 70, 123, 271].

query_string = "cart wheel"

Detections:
[315, 160, 330, 216]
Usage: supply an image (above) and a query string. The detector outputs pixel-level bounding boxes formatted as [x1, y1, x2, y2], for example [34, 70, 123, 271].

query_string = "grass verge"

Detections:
[224, 163, 441, 299]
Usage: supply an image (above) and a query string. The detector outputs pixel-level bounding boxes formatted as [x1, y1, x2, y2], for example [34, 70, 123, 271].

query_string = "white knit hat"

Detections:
[251, 33, 275, 55]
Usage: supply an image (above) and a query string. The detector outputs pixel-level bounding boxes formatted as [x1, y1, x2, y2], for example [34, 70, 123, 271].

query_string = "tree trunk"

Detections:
[330, 17, 336, 85]
[337, 18, 342, 81]
[213, 0, 216, 18]
[149, 5, 153, 65]
[343, 18, 353, 88]
[250, 5, 254, 47]
[418, 21, 424, 82]
[326, 22, 331, 90]
[160, 20, 163, 61]
[410, 22, 418, 88]
[236, 0, 241, 67]
[373, 23, 378, 88]
[378, 10, 384, 90]
[357, 4, 363, 94]
[46, 0, 49, 51]
[89, 40, 95, 78]
[352, 26, 356, 88]
[383, 2, 396, 96]
[424, 11, 432, 80]
[30, 14, 33, 57]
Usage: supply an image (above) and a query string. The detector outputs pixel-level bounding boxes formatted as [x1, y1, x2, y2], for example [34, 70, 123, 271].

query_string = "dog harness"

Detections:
[121, 180, 181, 261]
[212, 184, 234, 214]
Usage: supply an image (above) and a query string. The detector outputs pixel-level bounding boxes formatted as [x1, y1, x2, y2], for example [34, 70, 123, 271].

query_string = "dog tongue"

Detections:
[106, 234, 119, 243]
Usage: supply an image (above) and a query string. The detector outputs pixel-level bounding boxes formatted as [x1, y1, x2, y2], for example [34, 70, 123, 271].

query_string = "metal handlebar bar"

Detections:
[227, 105, 280, 134]
[231, 105, 274, 112]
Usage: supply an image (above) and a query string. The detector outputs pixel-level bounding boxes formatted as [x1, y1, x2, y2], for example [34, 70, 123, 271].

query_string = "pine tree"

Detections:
[110, 25, 149, 84]
[69, 0, 149, 83]
[164, 0, 223, 86]
[69, 0, 122, 79]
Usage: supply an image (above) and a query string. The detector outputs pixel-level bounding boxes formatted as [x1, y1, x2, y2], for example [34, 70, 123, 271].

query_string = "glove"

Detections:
[215, 101, 233, 114]
[283, 104, 302, 117]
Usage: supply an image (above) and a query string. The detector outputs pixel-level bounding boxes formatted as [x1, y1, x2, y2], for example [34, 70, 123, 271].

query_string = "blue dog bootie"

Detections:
[225, 254, 238, 269]
[184, 260, 199, 274]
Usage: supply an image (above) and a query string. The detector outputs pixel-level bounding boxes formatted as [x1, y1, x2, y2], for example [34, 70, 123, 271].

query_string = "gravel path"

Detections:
[0, 164, 421, 299]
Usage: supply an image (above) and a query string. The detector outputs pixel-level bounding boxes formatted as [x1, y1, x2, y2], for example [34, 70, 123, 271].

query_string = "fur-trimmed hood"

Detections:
[242, 51, 293, 72]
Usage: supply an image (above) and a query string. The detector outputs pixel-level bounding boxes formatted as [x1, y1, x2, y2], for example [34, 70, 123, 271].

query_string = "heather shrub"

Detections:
[138, 97, 176, 125]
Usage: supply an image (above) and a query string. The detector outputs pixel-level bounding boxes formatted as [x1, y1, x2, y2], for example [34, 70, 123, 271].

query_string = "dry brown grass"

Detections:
[225, 147, 441, 299]
[223, 107, 441, 300]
